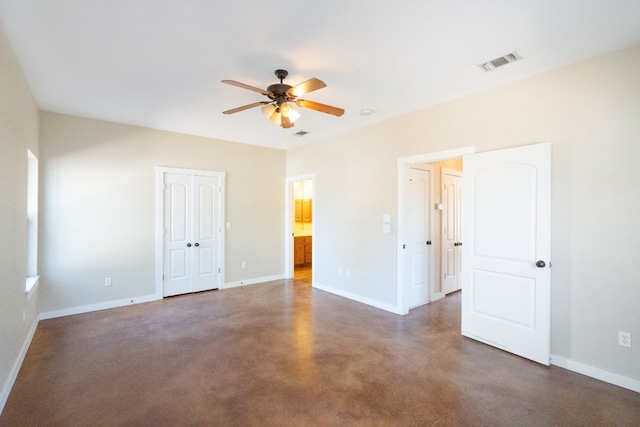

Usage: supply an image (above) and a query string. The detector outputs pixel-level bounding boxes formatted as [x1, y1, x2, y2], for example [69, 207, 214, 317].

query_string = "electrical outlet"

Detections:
[241, 261, 246, 269]
[104, 277, 112, 286]
[346, 270, 351, 279]
[618, 331, 631, 348]
[338, 268, 342, 276]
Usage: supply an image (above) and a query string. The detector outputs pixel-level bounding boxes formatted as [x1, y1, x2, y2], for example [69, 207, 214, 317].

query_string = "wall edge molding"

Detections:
[551, 354, 639, 393]
[39, 294, 160, 320]
[222, 274, 285, 289]
[0, 316, 39, 414]
[314, 282, 403, 315]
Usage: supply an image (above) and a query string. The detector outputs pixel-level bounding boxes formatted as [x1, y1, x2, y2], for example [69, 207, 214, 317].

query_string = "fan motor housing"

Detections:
[267, 83, 293, 104]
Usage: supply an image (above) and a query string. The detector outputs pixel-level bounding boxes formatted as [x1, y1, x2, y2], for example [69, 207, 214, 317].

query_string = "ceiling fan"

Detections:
[222, 69, 345, 129]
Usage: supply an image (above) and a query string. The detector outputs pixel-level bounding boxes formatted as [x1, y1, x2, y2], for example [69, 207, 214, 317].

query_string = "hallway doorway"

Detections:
[396, 147, 474, 314]
[286, 175, 315, 282]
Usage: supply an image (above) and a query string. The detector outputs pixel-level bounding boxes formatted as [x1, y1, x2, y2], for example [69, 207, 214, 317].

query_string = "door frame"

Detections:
[155, 166, 226, 298]
[397, 147, 474, 314]
[285, 174, 315, 280]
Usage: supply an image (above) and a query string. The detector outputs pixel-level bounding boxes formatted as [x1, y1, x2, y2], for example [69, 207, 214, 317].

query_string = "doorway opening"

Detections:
[286, 175, 315, 282]
[396, 147, 474, 314]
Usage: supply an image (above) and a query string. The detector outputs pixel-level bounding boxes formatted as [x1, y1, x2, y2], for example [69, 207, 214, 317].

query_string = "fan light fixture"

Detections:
[261, 102, 300, 128]
[222, 69, 345, 129]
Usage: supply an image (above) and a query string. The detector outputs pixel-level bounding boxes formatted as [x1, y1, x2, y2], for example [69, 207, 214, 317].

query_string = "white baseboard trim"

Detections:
[39, 293, 161, 320]
[551, 354, 640, 393]
[222, 274, 285, 290]
[313, 282, 403, 315]
[0, 316, 39, 414]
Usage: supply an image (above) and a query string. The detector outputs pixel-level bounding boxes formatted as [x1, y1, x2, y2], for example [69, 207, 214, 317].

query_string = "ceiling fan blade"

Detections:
[287, 78, 326, 97]
[223, 101, 270, 115]
[222, 80, 269, 96]
[295, 99, 345, 117]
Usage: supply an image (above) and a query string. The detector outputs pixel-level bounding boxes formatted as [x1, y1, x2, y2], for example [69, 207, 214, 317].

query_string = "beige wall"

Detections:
[286, 45, 640, 381]
[0, 24, 40, 407]
[39, 112, 286, 313]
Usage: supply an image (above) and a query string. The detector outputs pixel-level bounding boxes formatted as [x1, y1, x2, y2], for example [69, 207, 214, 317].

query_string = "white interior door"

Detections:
[192, 175, 221, 292]
[461, 142, 551, 365]
[164, 174, 191, 296]
[441, 168, 462, 294]
[163, 171, 223, 297]
[405, 166, 432, 309]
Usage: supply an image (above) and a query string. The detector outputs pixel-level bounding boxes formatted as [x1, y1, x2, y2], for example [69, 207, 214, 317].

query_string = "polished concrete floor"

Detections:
[2, 266, 639, 426]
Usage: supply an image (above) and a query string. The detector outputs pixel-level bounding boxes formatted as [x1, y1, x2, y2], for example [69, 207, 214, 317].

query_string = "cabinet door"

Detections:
[304, 236, 312, 263]
[294, 237, 305, 265]
[295, 200, 302, 222]
[302, 199, 312, 222]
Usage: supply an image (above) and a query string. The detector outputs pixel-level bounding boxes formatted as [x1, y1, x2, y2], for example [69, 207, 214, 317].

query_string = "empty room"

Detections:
[1, 1, 639, 425]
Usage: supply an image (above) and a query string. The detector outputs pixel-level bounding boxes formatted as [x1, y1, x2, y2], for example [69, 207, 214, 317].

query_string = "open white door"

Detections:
[461, 142, 551, 365]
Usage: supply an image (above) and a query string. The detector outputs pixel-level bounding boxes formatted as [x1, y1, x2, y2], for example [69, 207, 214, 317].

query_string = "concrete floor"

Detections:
[2, 266, 639, 426]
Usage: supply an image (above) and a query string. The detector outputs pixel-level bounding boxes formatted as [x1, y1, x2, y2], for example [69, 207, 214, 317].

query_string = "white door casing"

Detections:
[405, 166, 432, 309]
[441, 168, 463, 294]
[157, 168, 225, 297]
[461, 142, 551, 365]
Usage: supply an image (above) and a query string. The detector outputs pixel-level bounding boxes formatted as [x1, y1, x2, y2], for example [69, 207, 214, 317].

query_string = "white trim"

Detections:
[551, 355, 640, 393]
[397, 146, 475, 166]
[0, 316, 39, 414]
[397, 146, 475, 314]
[25, 275, 40, 300]
[223, 274, 286, 289]
[285, 174, 315, 280]
[314, 282, 403, 315]
[39, 294, 160, 320]
[155, 166, 226, 299]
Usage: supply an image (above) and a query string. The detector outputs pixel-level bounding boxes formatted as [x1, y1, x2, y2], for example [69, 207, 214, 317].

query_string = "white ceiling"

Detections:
[1, 1, 640, 150]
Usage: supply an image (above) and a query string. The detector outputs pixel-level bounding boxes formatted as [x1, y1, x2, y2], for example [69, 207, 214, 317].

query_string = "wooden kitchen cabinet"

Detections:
[295, 199, 312, 222]
[294, 236, 312, 265]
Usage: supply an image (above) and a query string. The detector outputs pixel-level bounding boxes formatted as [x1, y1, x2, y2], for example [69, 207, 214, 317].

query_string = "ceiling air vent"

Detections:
[479, 51, 521, 72]
[294, 131, 309, 137]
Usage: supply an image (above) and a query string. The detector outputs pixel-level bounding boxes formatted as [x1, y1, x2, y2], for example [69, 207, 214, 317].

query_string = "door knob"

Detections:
[186, 243, 192, 247]
[536, 260, 546, 268]
[194, 243, 199, 247]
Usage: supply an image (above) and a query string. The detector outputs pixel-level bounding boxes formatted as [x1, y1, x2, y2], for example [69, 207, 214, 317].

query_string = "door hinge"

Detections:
[218, 268, 221, 273]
